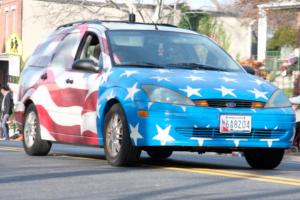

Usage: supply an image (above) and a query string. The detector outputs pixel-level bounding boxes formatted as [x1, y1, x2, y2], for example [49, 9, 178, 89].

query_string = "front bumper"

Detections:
[123, 101, 295, 149]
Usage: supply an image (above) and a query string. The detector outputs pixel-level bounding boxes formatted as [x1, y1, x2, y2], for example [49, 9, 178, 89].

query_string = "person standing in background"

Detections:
[290, 95, 300, 149]
[0, 85, 14, 140]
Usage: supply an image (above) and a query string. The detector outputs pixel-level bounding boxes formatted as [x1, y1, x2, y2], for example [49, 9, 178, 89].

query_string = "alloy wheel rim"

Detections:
[24, 112, 37, 148]
[106, 114, 123, 157]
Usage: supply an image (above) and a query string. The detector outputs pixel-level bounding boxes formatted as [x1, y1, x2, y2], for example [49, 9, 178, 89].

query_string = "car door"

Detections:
[44, 31, 83, 141]
[62, 29, 103, 145]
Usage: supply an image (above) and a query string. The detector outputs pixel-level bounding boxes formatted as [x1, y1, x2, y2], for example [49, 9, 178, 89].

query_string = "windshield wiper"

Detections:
[166, 63, 226, 71]
[116, 62, 166, 69]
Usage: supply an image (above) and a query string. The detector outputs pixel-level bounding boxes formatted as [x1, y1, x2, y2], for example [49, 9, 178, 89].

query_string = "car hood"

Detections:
[116, 67, 277, 102]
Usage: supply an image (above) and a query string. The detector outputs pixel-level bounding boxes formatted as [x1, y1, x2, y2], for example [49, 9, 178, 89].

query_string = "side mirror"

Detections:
[73, 59, 100, 72]
[242, 66, 255, 75]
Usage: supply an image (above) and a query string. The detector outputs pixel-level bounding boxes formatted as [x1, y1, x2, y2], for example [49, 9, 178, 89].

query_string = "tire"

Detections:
[244, 148, 284, 169]
[146, 149, 173, 159]
[103, 103, 141, 166]
[23, 104, 52, 156]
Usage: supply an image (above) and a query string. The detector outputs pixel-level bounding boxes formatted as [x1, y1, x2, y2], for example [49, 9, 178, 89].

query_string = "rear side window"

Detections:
[26, 32, 60, 68]
[50, 33, 81, 69]
[26, 27, 77, 68]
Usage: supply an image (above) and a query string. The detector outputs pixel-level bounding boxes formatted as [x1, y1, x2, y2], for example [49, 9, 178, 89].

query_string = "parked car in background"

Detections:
[15, 20, 295, 169]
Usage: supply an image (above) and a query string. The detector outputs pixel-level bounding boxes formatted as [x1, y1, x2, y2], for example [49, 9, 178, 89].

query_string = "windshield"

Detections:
[107, 30, 243, 72]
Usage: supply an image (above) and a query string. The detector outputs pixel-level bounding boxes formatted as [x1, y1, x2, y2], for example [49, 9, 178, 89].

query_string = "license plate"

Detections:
[220, 115, 252, 133]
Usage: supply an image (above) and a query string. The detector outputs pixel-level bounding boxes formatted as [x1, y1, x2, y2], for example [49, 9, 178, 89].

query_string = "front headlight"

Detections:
[142, 85, 194, 105]
[265, 90, 291, 108]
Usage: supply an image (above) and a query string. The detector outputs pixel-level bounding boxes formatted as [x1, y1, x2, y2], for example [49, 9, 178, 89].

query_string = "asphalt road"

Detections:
[1, 141, 300, 200]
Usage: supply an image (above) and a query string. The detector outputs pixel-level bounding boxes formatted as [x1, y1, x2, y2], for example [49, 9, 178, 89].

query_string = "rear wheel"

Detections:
[104, 103, 141, 166]
[244, 149, 284, 169]
[23, 104, 52, 156]
[146, 149, 173, 159]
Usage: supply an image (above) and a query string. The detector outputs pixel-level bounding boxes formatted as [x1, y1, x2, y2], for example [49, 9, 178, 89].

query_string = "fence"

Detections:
[265, 50, 300, 97]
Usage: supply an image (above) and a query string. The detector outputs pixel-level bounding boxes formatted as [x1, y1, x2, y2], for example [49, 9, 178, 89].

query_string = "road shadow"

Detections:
[46, 151, 251, 170]
[46, 150, 300, 172]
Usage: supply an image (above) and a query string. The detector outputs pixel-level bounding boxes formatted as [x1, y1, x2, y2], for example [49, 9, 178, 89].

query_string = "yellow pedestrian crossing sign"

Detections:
[5, 33, 23, 56]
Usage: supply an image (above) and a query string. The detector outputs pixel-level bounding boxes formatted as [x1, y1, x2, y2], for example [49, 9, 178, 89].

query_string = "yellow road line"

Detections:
[0, 146, 101, 161]
[164, 167, 300, 187]
[194, 168, 300, 184]
[0, 146, 23, 152]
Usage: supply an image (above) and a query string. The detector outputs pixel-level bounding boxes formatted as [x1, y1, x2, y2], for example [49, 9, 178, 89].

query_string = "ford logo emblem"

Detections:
[225, 102, 236, 108]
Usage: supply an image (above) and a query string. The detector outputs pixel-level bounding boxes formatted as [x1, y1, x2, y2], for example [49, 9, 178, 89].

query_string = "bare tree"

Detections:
[233, 0, 270, 20]
[33, 0, 183, 28]
[211, 0, 222, 10]
[233, 0, 297, 29]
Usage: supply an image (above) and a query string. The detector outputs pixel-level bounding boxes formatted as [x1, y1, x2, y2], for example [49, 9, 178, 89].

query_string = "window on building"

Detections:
[5, 10, 9, 38]
[12, 9, 16, 33]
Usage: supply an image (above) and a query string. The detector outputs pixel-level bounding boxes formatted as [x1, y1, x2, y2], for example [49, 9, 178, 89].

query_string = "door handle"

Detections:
[65, 78, 74, 84]
[40, 73, 48, 80]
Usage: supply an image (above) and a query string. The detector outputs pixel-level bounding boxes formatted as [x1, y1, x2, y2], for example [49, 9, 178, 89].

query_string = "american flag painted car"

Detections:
[15, 20, 295, 168]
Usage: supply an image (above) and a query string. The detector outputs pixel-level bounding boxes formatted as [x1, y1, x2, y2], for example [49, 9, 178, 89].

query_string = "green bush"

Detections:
[178, 6, 231, 51]
[267, 26, 297, 50]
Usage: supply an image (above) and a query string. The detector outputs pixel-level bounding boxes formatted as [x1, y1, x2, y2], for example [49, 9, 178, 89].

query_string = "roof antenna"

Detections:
[129, 13, 136, 23]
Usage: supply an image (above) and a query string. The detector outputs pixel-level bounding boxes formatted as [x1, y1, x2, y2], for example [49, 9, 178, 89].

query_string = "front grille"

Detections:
[194, 99, 265, 108]
[176, 127, 286, 139]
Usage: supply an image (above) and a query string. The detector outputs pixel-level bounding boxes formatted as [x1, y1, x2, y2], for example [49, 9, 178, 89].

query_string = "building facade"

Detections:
[0, 0, 22, 53]
[0, 0, 22, 95]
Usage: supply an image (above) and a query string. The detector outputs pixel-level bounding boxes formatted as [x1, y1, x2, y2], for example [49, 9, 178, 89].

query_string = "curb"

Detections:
[285, 154, 300, 162]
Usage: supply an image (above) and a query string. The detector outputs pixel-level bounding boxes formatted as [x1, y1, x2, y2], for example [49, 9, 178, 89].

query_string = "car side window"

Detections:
[51, 33, 81, 69]
[76, 32, 102, 68]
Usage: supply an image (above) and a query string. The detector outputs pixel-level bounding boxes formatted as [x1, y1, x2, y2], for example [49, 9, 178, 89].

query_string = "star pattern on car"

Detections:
[226, 139, 248, 147]
[180, 106, 186, 112]
[185, 75, 205, 81]
[248, 88, 268, 100]
[120, 70, 139, 78]
[153, 125, 174, 145]
[260, 139, 280, 148]
[125, 82, 140, 101]
[215, 85, 237, 98]
[118, 70, 272, 102]
[100, 69, 112, 84]
[151, 76, 171, 82]
[253, 78, 265, 85]
[158, 69, 172, 74]
[96, 101, 101, 118]
[180, 85, 202, 97]
[219, 77, 237, 83]
[148, 102, 153, 110]
[129, 123, 143, 145]
[190, 137, 212, 146]
[192, 70, 205, 74]
[106, 91, 115, 101]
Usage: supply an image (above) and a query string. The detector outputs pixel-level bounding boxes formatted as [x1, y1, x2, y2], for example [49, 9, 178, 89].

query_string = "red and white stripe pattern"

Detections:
[16, 25, 113, 146]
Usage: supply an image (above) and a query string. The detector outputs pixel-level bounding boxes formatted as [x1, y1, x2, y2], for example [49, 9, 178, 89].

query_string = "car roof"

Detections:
[57, 20, 198, 35]
[101, 22, 197, 34]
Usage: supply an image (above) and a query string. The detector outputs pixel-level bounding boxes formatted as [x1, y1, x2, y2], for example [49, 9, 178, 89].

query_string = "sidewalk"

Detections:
[285, 153, 300, 162]
[286, 146, 300, 155]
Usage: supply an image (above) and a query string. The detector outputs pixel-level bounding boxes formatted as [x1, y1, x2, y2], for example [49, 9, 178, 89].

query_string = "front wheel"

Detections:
[23, 104, 52, 156]
[244, 149, 284, 169]
[104, 103, 141, 166]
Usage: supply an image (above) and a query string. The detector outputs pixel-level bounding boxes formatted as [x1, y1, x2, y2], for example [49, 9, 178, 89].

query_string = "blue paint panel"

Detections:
[96, 67, 295, 149]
